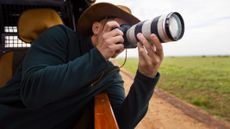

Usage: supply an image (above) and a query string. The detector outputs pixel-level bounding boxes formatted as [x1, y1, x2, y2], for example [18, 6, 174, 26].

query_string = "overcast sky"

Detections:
[96, 0, 230, 57]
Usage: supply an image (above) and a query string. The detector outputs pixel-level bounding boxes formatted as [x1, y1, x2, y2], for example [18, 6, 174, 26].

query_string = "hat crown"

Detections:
[117, 5, 132, 14]
[77, 2, 140, 36]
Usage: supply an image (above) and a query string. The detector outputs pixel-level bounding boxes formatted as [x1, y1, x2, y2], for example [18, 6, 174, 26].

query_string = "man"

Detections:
[0, 2, 163, 129]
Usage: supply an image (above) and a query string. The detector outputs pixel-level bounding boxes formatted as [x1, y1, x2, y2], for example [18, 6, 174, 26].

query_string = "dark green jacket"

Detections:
[0, 25, 160, 129]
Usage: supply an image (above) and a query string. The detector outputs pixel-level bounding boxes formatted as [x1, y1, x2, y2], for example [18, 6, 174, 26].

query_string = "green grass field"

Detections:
[116, 56, 230, 122]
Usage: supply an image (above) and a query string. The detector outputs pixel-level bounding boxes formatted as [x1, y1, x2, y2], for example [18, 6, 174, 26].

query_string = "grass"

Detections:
[116, 56, 230, 122]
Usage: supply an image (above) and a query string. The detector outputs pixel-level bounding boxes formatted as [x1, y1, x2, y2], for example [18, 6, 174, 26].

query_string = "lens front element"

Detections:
[167, 12, 184, 41]
[169, 13, 183, 40]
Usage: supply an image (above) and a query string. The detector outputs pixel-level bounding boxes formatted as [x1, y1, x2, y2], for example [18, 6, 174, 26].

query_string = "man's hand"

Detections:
[137, 33, 164, 78]
[96, 21, 124, 60]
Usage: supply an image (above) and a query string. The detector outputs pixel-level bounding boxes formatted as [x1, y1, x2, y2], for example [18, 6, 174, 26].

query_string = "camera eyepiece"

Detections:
[119, 12, 185, 48]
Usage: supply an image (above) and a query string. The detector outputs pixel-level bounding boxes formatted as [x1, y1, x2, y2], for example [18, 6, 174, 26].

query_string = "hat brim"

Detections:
[77, 2, 140, 36]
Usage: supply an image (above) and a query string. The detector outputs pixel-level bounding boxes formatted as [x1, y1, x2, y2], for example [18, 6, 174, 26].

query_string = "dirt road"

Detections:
[119, 68, 230, 129]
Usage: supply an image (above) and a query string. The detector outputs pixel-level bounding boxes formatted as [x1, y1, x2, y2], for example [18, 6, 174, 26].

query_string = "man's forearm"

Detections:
[116, 71, 160, 129]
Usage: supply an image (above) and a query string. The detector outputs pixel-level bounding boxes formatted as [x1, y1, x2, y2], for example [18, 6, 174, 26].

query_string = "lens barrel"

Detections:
[120, 12, 185, 48]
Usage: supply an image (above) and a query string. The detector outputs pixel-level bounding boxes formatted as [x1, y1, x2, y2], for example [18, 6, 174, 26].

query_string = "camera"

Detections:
[119, 12, 185, 48]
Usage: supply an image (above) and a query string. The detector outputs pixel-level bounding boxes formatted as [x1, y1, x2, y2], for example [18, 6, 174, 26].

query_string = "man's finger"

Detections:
[137, 33, 156, 56]
[137, 34, 155, 63]
[103, 20, 120, 32]
[137, 42, 151, 64]
[110, 28, 124, 37]
[111, 43, 124, 52]
[137, 33, 151, 50]
[107, 35, 124, 44]
[150, 34, 164, 59]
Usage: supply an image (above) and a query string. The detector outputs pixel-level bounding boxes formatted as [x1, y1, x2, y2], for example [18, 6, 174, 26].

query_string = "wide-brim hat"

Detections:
[77, 2, 140, 36]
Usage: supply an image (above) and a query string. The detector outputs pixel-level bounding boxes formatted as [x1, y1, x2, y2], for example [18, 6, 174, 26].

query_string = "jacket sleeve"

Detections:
[107, 70, 160, 129]
[20, 25, 109, 108]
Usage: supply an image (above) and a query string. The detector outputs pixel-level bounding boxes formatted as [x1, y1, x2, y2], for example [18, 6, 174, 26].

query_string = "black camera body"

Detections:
[119, 12, 185, 48]
[118, 24, 136, 48]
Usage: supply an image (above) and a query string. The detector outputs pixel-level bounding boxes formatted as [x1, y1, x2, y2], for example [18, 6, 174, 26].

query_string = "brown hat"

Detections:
[77, 2, 140, 36]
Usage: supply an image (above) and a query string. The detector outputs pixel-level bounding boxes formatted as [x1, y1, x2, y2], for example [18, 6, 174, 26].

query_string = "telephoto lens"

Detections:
[119, 12, 185, 48]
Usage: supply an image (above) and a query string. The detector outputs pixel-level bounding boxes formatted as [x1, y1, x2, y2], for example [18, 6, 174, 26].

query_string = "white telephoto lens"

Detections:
[126, 24, 137, 44]
[141, 20, 152, 41]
